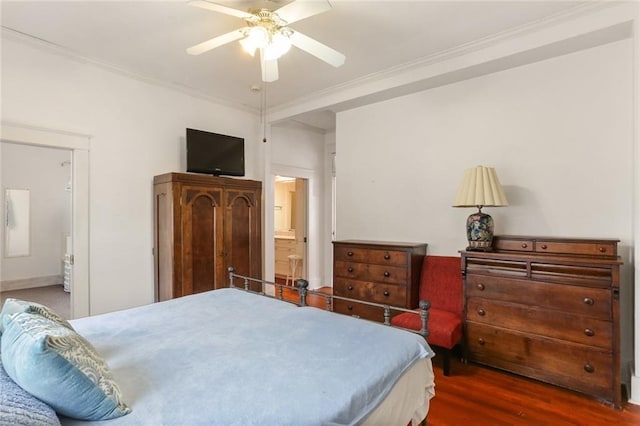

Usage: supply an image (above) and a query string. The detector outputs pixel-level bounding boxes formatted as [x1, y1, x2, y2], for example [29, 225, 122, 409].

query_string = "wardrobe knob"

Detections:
[383, 291, 390, 297]
[347, 285, 353, 291]
[478, 338, 485, 346]
[584, 364, 595, 373]
[384, 254, 390, 260]
[347, 251, 354, 257]
[347, 267, 354, 273]
[584, 328, 594, 337]
[477, 308, 486, 316]
[583, 297, 594, 306]
[476, 283, 485, 291]
[383, 271, 390, 277]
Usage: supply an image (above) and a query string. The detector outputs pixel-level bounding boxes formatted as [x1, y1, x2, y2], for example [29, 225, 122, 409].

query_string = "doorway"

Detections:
[1, 143, 72, 317]
[0, 123, 89, 318]
[274, 175, 307, 284]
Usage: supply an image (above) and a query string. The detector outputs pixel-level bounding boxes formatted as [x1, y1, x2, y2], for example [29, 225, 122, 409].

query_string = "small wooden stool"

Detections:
[285, 254, 303, 286]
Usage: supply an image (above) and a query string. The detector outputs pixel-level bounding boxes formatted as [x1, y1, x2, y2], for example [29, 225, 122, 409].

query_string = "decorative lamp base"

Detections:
[466, 211, 494, 251]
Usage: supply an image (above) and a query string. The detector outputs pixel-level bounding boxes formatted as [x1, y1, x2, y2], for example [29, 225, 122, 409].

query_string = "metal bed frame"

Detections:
[228, 267, 430, 340]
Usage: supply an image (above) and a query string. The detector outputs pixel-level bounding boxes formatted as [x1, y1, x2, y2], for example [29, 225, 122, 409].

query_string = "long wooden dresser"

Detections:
[461, 235, 622, 407]
[332, 240, 426, 322]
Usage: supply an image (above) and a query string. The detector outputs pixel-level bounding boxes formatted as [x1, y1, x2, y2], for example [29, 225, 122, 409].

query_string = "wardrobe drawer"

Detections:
[334, 261, 407, 284]
[333, 246, 408, 266]
[465, 274, 611, 320]
[334, 278, 406, 307]
[466, 298, 612, 349]
[466, 322, 613, 399]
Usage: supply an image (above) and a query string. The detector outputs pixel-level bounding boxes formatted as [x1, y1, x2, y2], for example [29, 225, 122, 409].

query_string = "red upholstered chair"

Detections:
[391, 255, 463, 376]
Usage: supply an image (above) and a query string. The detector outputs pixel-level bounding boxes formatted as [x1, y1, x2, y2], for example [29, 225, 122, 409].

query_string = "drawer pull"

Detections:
[384, 254, 390, 260]
[347, 267, 354, 273]
[383, 271, 390, 277]
[383, 290, 390, 297]
[521, 243, 528, 248]
[478, 338, 485, 346]
[599, 247, 606, 253]
[540, 244, 547, 250]
[347, 285, 353, 291]
[347, 305, 353, 311]
[476, 283, 485, 291]
[584, 328, 595, 337]
[477, 308, 486, 316]
[583, 297, 594, 306]
[347, 251, 354, 257]
[584, 364, 595, 374]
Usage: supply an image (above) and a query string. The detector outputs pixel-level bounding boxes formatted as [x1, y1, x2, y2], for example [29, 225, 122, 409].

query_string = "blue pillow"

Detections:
[0, 298, 73, 334]
[1, 312, 131, 420]
[0, 355, 61, 426]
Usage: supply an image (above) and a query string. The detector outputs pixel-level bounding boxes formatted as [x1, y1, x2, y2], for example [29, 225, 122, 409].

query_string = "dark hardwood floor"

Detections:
[274, 280, 640, 424]
[426, 350, 640, 425]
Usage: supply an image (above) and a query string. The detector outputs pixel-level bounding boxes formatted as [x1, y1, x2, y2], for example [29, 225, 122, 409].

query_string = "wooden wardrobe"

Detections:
[153, 172, 262, 301]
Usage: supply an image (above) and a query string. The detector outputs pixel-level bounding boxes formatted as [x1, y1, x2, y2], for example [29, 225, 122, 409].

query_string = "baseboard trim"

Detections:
[0, 275, 63, 292]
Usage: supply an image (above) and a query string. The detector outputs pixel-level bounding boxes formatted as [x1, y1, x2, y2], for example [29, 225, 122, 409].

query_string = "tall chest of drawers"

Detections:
[462, 235, 622, 407]
[332, 240, 427, 322]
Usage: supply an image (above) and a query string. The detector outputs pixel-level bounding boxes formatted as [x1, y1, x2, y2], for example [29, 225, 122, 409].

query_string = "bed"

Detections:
[0, 271, 435, 426]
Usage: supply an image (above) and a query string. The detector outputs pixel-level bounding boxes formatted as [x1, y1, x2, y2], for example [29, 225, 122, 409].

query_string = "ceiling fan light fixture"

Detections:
[240, 26, 269, 56]
[263, 31, 292, 60]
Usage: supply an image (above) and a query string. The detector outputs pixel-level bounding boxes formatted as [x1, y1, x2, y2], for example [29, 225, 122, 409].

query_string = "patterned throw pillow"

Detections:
[0, 298, 73, 334]
[0, 312, 131, 421]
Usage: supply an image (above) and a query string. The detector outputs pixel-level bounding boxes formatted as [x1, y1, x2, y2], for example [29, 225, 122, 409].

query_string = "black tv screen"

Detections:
[186, 128, 245, 176]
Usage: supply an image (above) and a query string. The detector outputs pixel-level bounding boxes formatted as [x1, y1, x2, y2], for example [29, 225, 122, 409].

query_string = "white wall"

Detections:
[1, 36, 261, 314]
[1, 143, 71, 284]
[267, 122, 326, 287]
[336, 38, 634, 387]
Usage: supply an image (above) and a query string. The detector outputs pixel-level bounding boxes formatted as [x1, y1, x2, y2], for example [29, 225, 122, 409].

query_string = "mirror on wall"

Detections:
[4, 188, 30, 257]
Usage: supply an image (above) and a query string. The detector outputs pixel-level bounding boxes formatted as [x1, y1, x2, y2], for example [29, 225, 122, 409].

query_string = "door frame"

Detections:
[1, 122, 90, 318]
[268, 164, 321, 288]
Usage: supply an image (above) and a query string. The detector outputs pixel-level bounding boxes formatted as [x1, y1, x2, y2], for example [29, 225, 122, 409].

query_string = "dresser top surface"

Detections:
[333, 240, 427, 249]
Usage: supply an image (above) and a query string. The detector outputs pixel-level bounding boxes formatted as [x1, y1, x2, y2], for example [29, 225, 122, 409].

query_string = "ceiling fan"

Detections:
[186, 0, 346, 82]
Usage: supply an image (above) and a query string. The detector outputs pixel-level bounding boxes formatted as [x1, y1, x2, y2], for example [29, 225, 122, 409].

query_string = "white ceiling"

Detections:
[1, 1, 589, 130]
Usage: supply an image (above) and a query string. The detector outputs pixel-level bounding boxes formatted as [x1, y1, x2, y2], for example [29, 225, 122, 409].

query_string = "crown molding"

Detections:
[1, 26, 259, 116]
[270, 1, 617, 117]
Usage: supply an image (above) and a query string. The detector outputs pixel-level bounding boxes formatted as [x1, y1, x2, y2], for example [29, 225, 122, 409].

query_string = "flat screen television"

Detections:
[186, 128, 245, 176]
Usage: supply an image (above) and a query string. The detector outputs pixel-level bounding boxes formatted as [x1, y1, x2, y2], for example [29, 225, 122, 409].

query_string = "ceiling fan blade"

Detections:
[275, 0, 332, 25]
[290, 30, 345, 67]
[187, 28, 247, 55]
[188, 0, 254, 19]
[260, 49, 279, 82]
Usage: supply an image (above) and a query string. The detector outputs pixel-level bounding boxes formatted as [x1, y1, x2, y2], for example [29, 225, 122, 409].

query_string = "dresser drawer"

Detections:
[333, 246, 409, 266]
[466, 274, 611, 320]
[334, 261, 407, 284]
[493, 237, 534, 252]
[334, 278, 406, 306]
[466, 323, 613, 398]
[466, 298, 612, 349]
[333, 299, 386, 322]
[535, 240, 617, 257]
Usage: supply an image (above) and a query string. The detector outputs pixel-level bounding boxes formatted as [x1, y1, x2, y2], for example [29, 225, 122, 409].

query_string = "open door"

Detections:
[274, 176, 307, 283]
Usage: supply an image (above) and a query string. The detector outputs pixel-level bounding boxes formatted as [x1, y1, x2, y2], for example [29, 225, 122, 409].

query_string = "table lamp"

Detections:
[453, 166, 508, 251]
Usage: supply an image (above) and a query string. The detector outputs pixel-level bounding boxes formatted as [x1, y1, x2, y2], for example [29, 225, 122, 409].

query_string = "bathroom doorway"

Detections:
[274, 176, 307, 284]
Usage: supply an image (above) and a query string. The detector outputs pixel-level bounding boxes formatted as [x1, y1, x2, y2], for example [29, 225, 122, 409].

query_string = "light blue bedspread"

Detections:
[61, 288, 434, 426]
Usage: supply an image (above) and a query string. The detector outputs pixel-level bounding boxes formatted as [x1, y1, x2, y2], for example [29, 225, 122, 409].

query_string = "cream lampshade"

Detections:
[453, 166, 508, 251]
